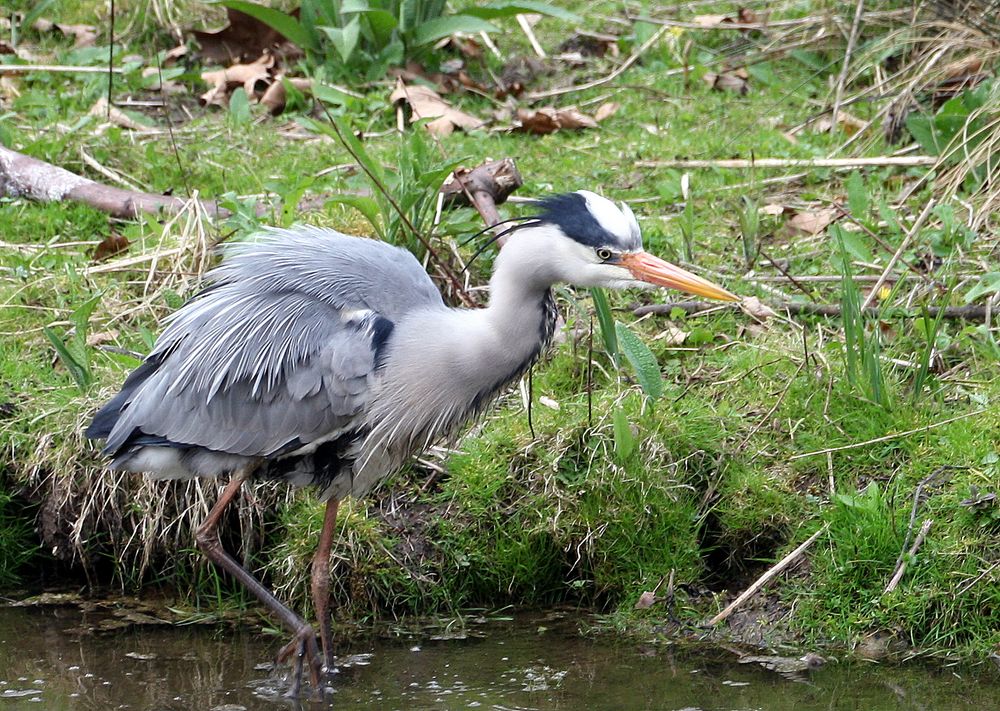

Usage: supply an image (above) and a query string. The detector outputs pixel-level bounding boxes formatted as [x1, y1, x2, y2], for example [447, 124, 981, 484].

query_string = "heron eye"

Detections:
[596, 247, 614, 261]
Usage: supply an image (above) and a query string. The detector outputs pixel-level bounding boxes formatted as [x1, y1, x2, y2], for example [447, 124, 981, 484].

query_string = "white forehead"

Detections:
[578, 190, 642, 245]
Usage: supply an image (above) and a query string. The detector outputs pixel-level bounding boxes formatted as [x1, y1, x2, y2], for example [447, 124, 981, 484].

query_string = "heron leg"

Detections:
[194, 471, 323, 696]
[310, 497, 340, 671]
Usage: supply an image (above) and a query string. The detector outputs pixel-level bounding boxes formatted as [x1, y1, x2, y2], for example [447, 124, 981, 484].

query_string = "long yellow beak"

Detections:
[621, 251, 739, 302]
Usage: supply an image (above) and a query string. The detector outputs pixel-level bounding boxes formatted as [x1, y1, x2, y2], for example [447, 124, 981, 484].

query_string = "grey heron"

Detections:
[86, 190, 737, 695]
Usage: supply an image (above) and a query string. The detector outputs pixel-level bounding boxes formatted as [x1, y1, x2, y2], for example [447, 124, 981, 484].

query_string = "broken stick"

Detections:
[441, 158, 523, 243]
[883, 519, 932, 595]
[708, 524, 829, 626]
[0, 144, 226, 219]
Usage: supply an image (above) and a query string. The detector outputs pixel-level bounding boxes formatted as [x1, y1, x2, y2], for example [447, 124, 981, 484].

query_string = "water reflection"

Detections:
[0, 604, 996, 710]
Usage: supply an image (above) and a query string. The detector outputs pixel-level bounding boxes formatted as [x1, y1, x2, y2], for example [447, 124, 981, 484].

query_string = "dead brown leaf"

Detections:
[390, 80, 484, 137]
[703, 69, 749, 94]
[634, 591, 657, 610]
[260, 76, 313, 115]
[0, 76, 20, 102]
[516, 106, 597, 134]
[164, 44, 189, 67]
[91, 232, 130, 262]
[200, 54, 275, 107]
[810, 110, 866, 135]
[653, 326, 688, 346]
[0, 40, 16, 55]
[389, 61, 487, 95]
[942, 56, 983, 81]
[33, 19, 98, 48]
[86, 330, 120, 347]
[740, 296, 778, 321]
[786, 207, 838, 236]
[594, 101, 620, 122]
[693, 8, 760, 27]
[191, 7, 302, 65]
[693, 14, 729, 27]
[440, 36, 483, 59]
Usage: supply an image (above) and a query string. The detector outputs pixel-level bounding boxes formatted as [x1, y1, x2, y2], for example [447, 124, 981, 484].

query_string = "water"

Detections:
[0, 604, 997, 710]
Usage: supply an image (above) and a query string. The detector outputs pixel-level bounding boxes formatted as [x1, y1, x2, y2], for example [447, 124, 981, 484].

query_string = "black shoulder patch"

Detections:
[369, 315, 395, 369]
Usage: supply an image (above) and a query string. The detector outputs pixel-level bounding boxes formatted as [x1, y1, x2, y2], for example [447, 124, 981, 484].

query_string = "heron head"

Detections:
[528, 190, 738, 301]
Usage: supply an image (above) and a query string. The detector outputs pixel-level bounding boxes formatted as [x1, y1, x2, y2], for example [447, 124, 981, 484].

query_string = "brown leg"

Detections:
[195, 471, 323, 697]
[311, 497, 340, 671]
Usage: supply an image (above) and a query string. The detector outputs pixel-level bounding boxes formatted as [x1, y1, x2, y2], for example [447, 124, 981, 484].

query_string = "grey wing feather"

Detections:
[102, 226, 443, 459]
[208, 225, 442, 319]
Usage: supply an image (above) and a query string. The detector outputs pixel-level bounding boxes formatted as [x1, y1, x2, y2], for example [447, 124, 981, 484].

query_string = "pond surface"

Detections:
[0, 603, 997, 710]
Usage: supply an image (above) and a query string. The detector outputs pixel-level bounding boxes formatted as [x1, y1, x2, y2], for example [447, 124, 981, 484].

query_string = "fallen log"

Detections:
[0, 144, 223, 219]
[1, 145, 522, 226]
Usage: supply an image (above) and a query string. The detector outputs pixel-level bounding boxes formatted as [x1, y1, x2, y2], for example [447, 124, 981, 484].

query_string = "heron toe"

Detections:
[276, 625, 325, 698]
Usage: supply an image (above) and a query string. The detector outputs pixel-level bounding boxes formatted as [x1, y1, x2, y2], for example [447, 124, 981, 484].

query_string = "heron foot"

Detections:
[276, 625, 325, 699]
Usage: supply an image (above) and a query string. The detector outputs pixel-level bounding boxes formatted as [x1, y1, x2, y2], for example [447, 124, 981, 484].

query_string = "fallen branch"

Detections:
[708, 524, 829, 626]
[635, 156, 937, 169]
[0, 144, 226, 219]
[883, 519, 932, 595]
[632, 300, 992, 321]
[2, 145, 521, 230]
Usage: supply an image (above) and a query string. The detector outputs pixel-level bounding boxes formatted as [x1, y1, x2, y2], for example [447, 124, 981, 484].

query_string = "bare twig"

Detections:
[790, 410, 986, 460]
[527, 25, 676, 101]
[829, 0, 865, 137]
[636, 156, 937, 169]
[516, 14, 547, 59]
[708, 524, 829, 626]
[79, 148, 144, 192]
[0, 64, 124, 74]
[860, 198, 937, 310]
[890, 469, 946, 583]
[883, 519, 932, 595]
[956, 561, 999, 597]
[834, 205, 931, 284]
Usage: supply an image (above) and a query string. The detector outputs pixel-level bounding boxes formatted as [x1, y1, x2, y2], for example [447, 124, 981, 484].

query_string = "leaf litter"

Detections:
[390, 80, 484, 137]
[189, 6, 302, 66]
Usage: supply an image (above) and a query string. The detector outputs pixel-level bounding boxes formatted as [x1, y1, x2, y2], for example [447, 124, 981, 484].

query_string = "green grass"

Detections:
[1, 0, 998, 659]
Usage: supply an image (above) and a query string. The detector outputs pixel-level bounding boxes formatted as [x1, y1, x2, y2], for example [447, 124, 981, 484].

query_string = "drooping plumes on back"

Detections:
[86, 227, 446, 497]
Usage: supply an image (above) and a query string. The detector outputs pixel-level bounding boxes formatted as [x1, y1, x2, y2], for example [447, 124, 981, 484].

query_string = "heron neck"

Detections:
[484, 233, 557, 340]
